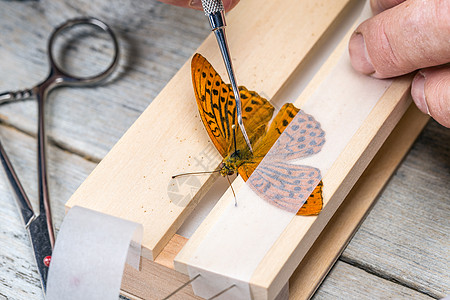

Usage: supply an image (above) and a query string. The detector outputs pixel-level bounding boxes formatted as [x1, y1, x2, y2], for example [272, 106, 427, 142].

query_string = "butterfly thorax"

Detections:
[220, 149, 252, 177]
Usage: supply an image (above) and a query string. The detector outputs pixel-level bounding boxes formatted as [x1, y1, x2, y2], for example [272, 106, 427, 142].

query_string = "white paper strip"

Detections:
[46, 206, 143, 300]
[187, 2, 393, 299]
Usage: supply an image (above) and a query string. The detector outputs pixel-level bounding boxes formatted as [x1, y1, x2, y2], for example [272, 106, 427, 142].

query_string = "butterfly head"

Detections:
[219, 150, 244, 177]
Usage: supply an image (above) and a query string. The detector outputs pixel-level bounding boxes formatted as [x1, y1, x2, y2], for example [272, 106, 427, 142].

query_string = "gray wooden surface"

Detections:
[0, 1, 448, 299]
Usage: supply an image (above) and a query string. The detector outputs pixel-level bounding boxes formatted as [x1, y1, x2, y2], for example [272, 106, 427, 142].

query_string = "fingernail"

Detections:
[348, 32, 375, 75]
[411, 72, 430, 115]
[189, 0, 203, 9]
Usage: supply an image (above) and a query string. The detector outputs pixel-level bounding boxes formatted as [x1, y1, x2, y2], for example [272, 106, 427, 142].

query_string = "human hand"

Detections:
[156, 0, 239, 11]
[348, 0, 450, 127]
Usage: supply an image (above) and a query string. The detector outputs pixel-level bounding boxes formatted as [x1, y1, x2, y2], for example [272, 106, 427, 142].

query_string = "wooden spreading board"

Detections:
[66, 0, 358, 260]
[120, 104, 429, 300]
[66, 0, 427, 298]
[172, 23, 415, 299]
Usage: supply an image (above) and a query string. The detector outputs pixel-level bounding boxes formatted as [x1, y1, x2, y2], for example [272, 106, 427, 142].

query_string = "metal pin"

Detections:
[207, 284, 236, 300]
[162, 274, 201, 300]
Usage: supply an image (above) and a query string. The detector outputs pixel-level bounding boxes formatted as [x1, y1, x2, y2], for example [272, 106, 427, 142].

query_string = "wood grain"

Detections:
[66, 0, 356, 260]
[288, 104, 430, 299]
[312, 261, 433, 300]
[341, 120, 450, 299]
[123, 104, 431, 300]
[0, 0, 210, 162]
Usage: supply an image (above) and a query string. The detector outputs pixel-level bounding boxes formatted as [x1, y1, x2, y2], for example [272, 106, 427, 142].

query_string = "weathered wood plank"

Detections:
[341, 120, 450, 299]
[0, 0, 210, 162]
[0, 124, 96, 299]
[312, 261, 433, 300]
[0, 1, 448, 299]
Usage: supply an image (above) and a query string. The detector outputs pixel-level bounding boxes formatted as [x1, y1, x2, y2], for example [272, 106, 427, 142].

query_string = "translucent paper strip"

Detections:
[187, 2, 393, 299]
[46, 206, 143, 300]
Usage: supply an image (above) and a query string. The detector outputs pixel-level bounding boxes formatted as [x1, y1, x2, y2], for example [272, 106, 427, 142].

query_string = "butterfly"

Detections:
[191, 53, 325, 215]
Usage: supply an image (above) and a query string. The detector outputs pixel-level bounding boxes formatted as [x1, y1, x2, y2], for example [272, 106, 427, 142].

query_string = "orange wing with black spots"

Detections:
[297, 181, 323, 216]
[237, 103, 299, 181]
[191, 53, 273, 157]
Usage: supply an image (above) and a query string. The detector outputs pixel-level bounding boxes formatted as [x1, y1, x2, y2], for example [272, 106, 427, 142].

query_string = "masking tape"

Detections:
[46, 206, 143, 300]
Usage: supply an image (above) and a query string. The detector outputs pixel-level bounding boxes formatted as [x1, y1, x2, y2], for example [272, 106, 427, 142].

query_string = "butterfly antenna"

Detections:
[232, 124, 237, 154]
[227, 175, 237, 206]
[172, 170, 220, 179]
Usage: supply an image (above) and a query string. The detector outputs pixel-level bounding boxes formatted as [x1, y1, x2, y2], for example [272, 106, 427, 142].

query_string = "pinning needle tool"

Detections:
[200, 0, 253, 153]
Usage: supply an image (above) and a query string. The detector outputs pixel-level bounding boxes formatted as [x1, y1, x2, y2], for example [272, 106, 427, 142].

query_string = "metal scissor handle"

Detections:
[0, 17, 120, 104]
[36, 18, 120, 251]
[47, 17, 120, 86]
[0, 17, 120, 293]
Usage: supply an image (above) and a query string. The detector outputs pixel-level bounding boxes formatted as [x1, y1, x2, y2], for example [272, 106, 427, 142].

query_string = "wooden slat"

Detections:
[341, 120, 450, 299]
[174, 19, 415, 298]
[289, 104, 430, 299]
[122, 104, 429, 299]
[122, 255, 202, 300]
[66, 0, 356, 259]
[249, 79, 413, 299]
[312, 261, 433, 300]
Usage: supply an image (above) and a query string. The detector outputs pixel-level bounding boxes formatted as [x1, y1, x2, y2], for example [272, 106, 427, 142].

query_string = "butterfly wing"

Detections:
[268, 110, 325, 160]
[248, 161, 322, 213]
[191, 54, 324, 215]
[191, 54, 274, 157]
[238, 103, 299, 180]
[238, 103, 324, 215]
[296, 180, 323, 216]
[235, 87, 275, 153]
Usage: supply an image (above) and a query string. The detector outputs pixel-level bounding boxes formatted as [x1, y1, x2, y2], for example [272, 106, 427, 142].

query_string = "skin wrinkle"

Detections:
[378, 21, 400, 77]
[424, 67, 450, 126]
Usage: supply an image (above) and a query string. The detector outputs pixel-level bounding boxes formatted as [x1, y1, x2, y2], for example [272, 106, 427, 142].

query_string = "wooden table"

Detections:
[0, 1, 448, 299]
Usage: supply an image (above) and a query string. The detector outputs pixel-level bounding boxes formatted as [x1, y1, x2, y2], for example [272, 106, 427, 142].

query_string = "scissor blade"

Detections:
[27, 214, 53, 293]
[0, 139, 35, 226]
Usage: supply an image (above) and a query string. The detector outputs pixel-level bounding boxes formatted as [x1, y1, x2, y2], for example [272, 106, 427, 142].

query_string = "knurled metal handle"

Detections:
[201, 0, 224, 15]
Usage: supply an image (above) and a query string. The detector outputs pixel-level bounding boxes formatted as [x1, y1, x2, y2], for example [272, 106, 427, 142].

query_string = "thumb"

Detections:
[411, 65, 450, 128]
[348, 0, 450, 78]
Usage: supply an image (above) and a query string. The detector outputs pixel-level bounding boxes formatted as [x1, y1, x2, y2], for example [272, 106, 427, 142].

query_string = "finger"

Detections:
[157, 0, 239, 11]
[411, 65, 450, 128]
[348, 0, 450, 78]
[370, 0, 406, 14]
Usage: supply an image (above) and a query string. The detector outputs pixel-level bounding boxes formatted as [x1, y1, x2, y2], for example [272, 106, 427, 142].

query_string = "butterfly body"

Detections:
[220, 149, 252, 176]
[192, 53, 325, 215]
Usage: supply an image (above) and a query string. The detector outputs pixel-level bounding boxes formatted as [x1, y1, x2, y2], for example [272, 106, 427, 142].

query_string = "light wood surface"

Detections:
[0, 1, 448, 299]
[120, 103, 432, 300]
[288, 104, 430, 299]
[66, 0, 356, 260]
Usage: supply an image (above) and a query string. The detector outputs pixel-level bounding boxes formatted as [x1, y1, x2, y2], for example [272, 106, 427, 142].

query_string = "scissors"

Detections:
[200, 0, 253, 153]
[0, 17, 119, 293]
